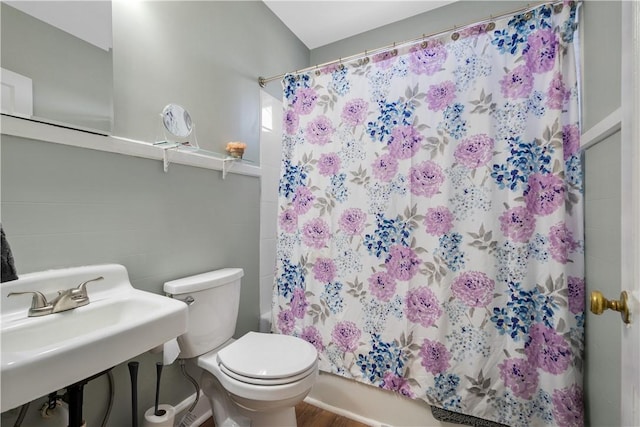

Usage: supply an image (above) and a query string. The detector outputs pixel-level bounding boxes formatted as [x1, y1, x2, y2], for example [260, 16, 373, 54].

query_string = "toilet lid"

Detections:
[216, 332, 318, 380]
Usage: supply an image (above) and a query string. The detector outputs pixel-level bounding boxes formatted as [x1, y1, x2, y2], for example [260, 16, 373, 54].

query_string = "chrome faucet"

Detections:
[7, 276, 104, 317]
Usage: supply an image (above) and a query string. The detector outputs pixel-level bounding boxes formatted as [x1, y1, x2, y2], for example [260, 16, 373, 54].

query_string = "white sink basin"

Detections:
[1, 264, 188, 412]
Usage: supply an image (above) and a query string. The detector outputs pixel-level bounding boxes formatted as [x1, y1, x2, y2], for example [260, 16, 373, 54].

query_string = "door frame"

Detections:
[620, 1, 640, 425]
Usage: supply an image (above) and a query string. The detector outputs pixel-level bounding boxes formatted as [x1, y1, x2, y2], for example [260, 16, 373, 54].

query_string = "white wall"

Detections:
[259, 90, 283, 330]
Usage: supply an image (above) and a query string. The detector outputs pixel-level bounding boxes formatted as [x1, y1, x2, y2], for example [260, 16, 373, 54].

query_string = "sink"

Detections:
[1, 264, 188, 412]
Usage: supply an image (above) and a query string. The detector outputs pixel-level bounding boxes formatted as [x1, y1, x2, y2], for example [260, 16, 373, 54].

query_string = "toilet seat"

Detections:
[215, 332, 318, 385]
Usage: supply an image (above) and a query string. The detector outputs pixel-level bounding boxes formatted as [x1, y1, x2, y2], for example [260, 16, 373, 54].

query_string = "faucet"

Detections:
[7, 276, 104, 317]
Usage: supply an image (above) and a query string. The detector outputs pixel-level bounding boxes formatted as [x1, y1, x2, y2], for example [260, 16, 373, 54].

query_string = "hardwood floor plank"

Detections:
[200, 401, 369, 427]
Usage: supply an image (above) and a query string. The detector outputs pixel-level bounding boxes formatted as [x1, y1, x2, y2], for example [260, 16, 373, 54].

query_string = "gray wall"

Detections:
[1, 1, 308, 425]
[112, 1, 307, 162]
[311, 1, 525, 65]
[1, 3, 113, 132]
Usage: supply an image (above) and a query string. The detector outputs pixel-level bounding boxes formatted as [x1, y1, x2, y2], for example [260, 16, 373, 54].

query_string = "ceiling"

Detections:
[262, 1, 456, 50]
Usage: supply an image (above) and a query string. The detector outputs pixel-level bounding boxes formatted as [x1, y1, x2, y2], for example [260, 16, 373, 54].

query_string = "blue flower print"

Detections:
[330, 173, 349, 202]
[427, 373, 461, 409]
[283, 73, 311, 102]
[439, 103, 467, 140]
[276, 259, 305, 300]
[434, 232, 465, 272]
[491, 5, 553, 56]
[279, 159, 309, 199]
[491, 137, 553, 191]
[565, 155, 583, 191]
[364, 214, 413, 259]
[330, 67, 351, 96]
[356, 334, 405, 384]
[490, 281, 558, 341]
[367, 100, 416, 143]
[321, 282, 344, 314]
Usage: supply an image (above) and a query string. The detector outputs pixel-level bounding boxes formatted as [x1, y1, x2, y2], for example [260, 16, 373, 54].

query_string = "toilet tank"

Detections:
[164, 268, 244, 358]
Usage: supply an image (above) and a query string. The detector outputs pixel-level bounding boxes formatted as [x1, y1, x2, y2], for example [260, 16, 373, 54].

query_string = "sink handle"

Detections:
[74, 276, 104, 299]
[7, 291, 53, 316]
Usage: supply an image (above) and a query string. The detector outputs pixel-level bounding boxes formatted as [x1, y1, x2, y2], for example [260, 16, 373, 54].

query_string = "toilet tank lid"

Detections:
[164, 268, 244, 294]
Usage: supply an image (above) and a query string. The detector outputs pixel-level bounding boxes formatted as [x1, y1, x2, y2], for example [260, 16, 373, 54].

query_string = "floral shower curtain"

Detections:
[273, 2, 583, 426]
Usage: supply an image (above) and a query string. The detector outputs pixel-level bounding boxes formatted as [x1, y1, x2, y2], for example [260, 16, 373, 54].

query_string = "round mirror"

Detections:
[162, 104, 192, 138]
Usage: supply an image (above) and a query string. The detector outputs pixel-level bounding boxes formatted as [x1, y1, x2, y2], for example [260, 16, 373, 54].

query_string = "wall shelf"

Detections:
[0, 114, 261, 179]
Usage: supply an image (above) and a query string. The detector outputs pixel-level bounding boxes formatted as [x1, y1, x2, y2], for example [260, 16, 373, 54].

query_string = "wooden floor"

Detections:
[201, 401, 369, 427]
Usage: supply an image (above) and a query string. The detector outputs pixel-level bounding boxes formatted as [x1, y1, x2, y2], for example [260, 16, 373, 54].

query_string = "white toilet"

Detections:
[164, 268, 318, 427]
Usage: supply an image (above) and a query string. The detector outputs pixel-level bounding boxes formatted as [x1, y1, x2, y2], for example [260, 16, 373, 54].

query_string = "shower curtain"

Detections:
[273, 3, 583, 426]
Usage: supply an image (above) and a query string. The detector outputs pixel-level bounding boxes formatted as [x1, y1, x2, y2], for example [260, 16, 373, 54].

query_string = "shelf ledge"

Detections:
[0, 114, 261, 178]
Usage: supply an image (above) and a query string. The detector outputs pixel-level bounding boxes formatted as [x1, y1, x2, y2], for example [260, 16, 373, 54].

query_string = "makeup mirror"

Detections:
[158, 103, 198, 150]
[162, 104, 192, 138]
[1, 1, 113, 134]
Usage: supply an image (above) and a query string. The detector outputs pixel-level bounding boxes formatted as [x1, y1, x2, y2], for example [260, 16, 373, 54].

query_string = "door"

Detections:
[584, 2, 640, 426]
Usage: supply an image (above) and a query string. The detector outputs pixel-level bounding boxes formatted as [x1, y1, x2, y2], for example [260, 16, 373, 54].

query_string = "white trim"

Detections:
[620, 1, 640, 426]
[0, 114, 261, 178]
[580, 107, 621, 150]
[303, 396, 378, 427]
[173, 390, 212, 427]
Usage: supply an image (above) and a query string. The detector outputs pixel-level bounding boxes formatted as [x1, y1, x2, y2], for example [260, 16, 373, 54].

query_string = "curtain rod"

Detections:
[258, 0, 570, 87]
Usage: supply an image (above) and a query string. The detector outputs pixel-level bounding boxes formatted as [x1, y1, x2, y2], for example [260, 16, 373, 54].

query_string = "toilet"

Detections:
[164, 268, 318, 427]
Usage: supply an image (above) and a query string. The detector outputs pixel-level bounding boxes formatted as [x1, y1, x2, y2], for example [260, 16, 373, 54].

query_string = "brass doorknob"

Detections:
[590, 290, 631, 324]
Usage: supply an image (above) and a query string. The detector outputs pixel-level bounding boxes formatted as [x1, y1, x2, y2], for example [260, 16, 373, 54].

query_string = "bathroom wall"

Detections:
[0, 1, 308, 425]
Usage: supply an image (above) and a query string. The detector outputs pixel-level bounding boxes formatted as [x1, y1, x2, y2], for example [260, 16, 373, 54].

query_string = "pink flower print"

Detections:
[454, 134, 495, 169]
[372, 50, 397, 69]
[331, 321, 361, 352]
[525, 29, 558, 74]
[284, 109, 299, 135]
[292, 87, 318, 115]
[426, 81, 456, 111]
[458, 23, 489, 39]
[498, 358, 539, 399]
[419, 338, 451, 374]
[524, 173, 565, 216]
[549, 222, 579, 264]
[563, 124, 580, 160]
[451, 271, 495, 308]
[499, 206, 536, 243]
[301, 325, 324, 352]
[385, 245, 420, 281]
[279, 209, 298, 233]
[318, 153, 341, 176]
[339, 208, 366, 236]
[500, 64, 534, 99]
[525, 324, 572, 374]
[388, 125, 423, 160]
[313, 257, 336, 283]
[368, 271, 397, 302]
[547, 72, 568, 109]
[341, 98, 368, 126]
[290, 287, 308, 319]
[567, 276, 585, 314]
[405, 287, 442, 328]
[277, 309, 295, 335]
[409, 160, 445, 197]
[302, 218, 330, 249]
[371, 153, 399, 182]
[552, 385, 584, 427]
[293, 186, 315, 215]
[424, 206, 454, 236]
[305, 115, 334, 145]
[409, 41, 447, 76]
[381, 372, 415, 399]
